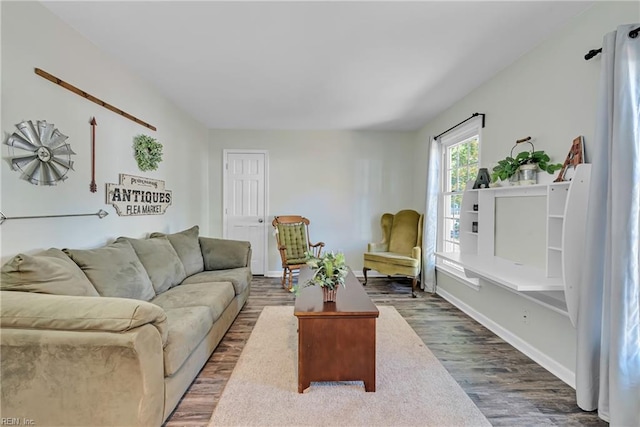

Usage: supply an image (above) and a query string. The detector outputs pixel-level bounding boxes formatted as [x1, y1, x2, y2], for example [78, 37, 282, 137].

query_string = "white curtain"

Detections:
[576, 24, 640, 426]
[422, 137, 440, 292]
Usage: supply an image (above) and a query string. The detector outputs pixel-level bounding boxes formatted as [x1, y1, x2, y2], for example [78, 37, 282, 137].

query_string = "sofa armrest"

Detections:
[199, 237, 252, 270]
[0, 290, 167, 426]
[0, 291, 168, 345]
[1, 323, 165, 426]
[367, 242, 389, 252]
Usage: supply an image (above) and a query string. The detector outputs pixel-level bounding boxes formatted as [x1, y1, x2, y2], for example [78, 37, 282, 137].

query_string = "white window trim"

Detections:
[436, 118, 482, 275]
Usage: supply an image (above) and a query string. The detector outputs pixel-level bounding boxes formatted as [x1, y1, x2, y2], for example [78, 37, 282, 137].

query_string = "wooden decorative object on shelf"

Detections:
[554, 136, 585, 182]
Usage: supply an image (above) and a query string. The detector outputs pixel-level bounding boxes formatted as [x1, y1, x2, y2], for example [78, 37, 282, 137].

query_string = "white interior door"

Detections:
[223, 150, 268, 275]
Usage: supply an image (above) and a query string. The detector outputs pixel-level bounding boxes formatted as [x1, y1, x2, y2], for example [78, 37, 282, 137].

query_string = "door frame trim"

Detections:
[222, 149, 269, 275]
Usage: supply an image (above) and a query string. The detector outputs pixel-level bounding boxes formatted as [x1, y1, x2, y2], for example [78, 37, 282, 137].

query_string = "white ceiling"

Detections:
[43, 1, 594, 131]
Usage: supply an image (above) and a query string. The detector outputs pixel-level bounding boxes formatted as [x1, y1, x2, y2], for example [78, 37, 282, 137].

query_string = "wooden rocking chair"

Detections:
[272, 215, 325, 290]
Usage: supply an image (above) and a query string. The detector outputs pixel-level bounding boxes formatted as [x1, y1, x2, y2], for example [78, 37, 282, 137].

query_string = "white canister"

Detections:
[518, 163, 538, 185]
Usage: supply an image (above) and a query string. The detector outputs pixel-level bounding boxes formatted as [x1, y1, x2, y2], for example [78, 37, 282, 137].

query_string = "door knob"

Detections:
[258, 218, 264, 223]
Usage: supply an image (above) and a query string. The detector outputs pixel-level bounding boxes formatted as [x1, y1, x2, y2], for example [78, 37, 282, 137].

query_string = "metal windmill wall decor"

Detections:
[5, 120, 75, 185]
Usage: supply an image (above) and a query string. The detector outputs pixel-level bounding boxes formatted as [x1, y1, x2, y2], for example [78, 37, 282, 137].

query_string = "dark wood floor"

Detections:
[165, 276, 606, 426]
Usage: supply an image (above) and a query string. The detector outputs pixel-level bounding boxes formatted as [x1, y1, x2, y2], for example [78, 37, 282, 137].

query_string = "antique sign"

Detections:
[106, 174, 172, 216]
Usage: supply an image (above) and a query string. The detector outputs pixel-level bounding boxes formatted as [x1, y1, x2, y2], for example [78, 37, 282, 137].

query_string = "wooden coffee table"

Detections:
[294, 267, 379, 393]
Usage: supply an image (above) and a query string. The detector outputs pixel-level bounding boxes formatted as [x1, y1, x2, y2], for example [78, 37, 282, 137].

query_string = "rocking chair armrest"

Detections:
[308, 241, 325, 257]
[277, 245, 290, 262]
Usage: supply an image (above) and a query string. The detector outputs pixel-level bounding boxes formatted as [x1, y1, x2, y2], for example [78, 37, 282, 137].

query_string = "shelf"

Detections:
[470, 181, 570, 193]
[474, 183, 546, 193]
[435, 252, 564, 292]
[548, 183, 570, 217]
[452, 165, 591, 323]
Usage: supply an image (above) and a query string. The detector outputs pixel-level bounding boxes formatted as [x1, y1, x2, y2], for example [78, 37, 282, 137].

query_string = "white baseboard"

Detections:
[436, 288, 576, 389]
[264, 271, 283, 278]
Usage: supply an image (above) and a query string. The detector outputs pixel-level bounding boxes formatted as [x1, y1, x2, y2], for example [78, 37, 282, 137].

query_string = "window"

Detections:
[438, 124, 480, 257]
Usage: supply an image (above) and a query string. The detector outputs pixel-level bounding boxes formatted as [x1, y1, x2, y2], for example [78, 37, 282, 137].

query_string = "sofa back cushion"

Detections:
[1, 248, 98, 296]
[150, 226, 204, 276]
[199, 237, 251, 270]
[116, 236, 187, 294]
[64, 240, 155, 301]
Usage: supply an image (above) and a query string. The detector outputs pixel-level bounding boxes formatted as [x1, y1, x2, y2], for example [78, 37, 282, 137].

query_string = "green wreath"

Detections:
[133, 134, 163, 171]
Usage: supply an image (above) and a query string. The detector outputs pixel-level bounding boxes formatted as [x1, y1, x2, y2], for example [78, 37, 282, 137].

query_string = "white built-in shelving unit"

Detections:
[436, 164, 591, 320]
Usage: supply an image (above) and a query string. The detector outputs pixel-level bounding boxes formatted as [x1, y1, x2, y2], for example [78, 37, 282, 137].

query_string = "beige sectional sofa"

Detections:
[0, 226, 251, 427]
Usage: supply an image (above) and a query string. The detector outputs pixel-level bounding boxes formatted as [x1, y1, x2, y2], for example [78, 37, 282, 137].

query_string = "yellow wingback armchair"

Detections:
[363, 209, 423, 298]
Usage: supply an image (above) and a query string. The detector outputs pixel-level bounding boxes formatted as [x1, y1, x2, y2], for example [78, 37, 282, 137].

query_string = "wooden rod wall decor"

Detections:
[34, 68, 156, 131]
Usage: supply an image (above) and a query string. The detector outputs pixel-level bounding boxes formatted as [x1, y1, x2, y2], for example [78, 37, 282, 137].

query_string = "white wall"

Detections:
[414, 1, 639, 385]
[208, 129, 417, 274]
[1, 2, 210, 261]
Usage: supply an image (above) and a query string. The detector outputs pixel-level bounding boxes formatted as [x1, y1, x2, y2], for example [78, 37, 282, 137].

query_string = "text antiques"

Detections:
[106, 174, 172, 216]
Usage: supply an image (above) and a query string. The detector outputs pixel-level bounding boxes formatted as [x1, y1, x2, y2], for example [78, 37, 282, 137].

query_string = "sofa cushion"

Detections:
[1, 248, 98, 296]
[199, 237, 251, 270]
[162, 306, 213, 376]
[64, 240, 155, 301]
[116, 236, 187, 294]
[150, 226, 204, 276]
[151, 282, 235, 322]
[363, 251, 420, 268]
[181, 267, 251, 295]
[0, 291, 168, 345]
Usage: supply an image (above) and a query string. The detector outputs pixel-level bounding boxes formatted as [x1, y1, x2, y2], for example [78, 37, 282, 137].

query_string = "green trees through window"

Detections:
[442, 135, 479, 253]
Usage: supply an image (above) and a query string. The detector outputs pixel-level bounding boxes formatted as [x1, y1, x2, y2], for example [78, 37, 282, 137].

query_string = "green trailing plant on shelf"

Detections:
[517, 150, 563, 174]
[291, 251, 348, 296]
[133, 134, 163, 171]
[491, 138, 562, 183]
[491, 156, 521, 182]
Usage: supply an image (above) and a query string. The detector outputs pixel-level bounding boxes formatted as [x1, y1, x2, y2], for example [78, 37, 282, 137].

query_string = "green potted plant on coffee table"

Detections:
[291, 251, 348, 302]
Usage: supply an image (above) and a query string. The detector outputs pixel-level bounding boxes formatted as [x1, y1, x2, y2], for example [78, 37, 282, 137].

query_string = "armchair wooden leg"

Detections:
[363, 267, 370, 285]
[281, 268, 288, 289]
[411, 276, 418, 298]
[288, 269, 294, 291]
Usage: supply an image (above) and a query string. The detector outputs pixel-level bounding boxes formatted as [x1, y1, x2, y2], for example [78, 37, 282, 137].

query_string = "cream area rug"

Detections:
[209, 306, 490, 427]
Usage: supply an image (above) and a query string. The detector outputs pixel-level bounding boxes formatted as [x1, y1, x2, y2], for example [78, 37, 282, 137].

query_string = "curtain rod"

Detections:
[433, 112, 485, 141]
[585, 26, 639, 60]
